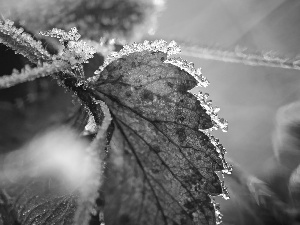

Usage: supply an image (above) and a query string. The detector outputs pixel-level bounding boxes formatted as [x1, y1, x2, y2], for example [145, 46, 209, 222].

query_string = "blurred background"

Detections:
[154, 0, 300, 221]
[155, 0, 300, 177]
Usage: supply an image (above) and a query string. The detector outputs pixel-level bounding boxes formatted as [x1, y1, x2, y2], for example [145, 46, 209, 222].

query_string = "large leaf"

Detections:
[91, 40, 230, 225]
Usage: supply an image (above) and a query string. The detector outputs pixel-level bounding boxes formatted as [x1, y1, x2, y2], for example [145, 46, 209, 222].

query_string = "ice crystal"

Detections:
[0, 15, 230, 223]
[165, 58, 210, 87]
[40, 27, 81, 43]
[0, 127, 105, 225]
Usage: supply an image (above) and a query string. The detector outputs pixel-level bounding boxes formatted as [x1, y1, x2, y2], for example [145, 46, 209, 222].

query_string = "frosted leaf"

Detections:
[0, 127, 105, 225]
[0, 19, 51, 63]
[91, 40, 230, 225]
[64, 40, 96, 64]
[289, 164, 300, 207]
[89, 40, 189, 82]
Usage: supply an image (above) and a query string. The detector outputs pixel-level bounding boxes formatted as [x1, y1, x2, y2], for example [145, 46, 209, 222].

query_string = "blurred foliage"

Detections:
[0, 0, 165, 42]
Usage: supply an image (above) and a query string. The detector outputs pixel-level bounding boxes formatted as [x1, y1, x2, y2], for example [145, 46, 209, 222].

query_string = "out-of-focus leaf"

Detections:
[1, 0, 165, 41]
[289, 164, 300, 207]
[0, 126, 106, 225]
[92, 40, 230, 225]
[223, 159, 297, 225]
[0, 191, 18, 225]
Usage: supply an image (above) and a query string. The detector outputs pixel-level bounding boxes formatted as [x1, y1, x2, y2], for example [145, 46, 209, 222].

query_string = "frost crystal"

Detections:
[193, 91, 228, 132]
[40, 27, 96, 67]
[84, 38, 116, 57]
[89, 40, 195, 82]
[92, 39, 230, 224]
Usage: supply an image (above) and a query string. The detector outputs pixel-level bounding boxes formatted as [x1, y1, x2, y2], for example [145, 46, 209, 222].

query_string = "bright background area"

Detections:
[155, 0, 300, 176]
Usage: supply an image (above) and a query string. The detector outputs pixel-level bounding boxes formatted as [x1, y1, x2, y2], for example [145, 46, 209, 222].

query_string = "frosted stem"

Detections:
[179, 44, 300, 71]
[0, 19, 52, 63]
[0, 61, 71, 89]
[147, 36, 300, 71]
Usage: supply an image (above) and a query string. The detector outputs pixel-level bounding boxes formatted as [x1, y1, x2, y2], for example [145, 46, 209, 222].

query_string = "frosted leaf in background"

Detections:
[272, 101, 300, 169]
[1, 127, 101, 195]
[0, 19, 51, 63]
[0, 126, 103, 225]
[0, 0, 165, 42]
[0, 61, 70, 89]
[40, 27, 96, 66]
[92, 40, 230, 224]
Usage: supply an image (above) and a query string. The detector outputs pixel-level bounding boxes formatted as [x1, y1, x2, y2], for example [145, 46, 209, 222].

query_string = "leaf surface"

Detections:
[92, 41, 230, 225]
[3, 182, 78, 225]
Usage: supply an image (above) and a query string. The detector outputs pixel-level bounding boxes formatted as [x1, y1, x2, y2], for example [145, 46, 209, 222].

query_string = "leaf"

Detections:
[92, 40, 230, 225]
[0, 19, 51, 64]
[1, 0, 165, 41]
[0, 23, 97, 89]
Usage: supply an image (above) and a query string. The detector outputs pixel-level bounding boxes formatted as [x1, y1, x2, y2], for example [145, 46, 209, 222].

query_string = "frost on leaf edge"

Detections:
[91, 39, 232, 224]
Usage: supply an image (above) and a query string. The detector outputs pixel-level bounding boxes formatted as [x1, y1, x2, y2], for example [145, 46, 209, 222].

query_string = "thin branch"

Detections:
[147, 35, 300, 71]
[179, 44, 300, 71]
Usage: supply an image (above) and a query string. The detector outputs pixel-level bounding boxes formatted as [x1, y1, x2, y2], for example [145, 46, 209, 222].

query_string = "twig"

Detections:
[147, 35, 300, 71]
